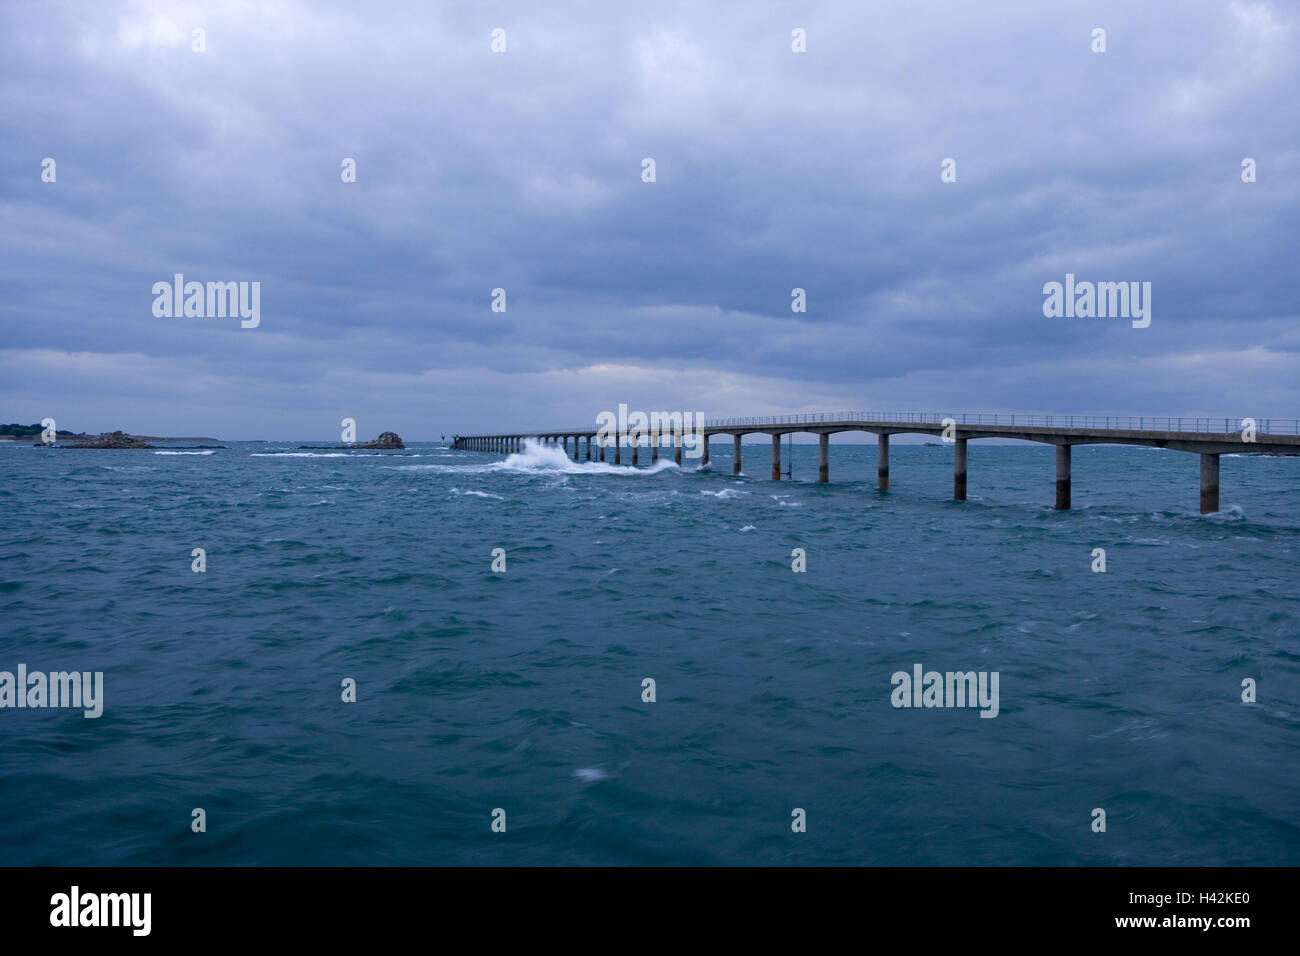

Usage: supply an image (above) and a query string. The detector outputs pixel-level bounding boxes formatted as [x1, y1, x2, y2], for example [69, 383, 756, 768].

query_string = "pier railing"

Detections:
[704, 413, 1300, 435]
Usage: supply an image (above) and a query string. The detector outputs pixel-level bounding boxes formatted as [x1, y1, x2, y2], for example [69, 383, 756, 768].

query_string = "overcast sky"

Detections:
[2, 0, 1296, 440]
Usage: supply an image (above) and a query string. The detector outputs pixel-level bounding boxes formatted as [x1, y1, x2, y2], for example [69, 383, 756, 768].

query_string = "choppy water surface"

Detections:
[1, 439, 1297, 865]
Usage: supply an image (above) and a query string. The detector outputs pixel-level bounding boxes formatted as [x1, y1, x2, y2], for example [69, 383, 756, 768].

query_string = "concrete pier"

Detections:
[632, 441, 638, 466]
[954, 437, 967, 501]
[1055, 445, 1071, 510]
[455, 412, 1298, 513]
[651, 430, 659, 462]
[1201, 453, 1220, 514]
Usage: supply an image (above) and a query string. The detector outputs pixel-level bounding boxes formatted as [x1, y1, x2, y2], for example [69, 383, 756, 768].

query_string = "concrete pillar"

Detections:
[651, 429, 658, 462]
[633, 439, 639, 465]
[818, 433, 829, 483]
[1201, 453, 1220, 514]
[702, 434, 710, 466]
[599, 440, 606, 462]
[733, 435, 741, 475]
[953, 437, 967, 501]
[573, 437, 580, 461]
[1055, 445, 1071, 510]
[615, 440, 621, 465]
[585, 436, 591, 461]
[674, 430, 682, 465]
[878, 434, 890, 490]
[771, 434, 781, 481]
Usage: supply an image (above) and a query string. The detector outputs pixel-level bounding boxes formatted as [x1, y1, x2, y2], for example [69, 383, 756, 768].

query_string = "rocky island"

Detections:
[299, 431, 405, 450]
[65, 431, 155, 449]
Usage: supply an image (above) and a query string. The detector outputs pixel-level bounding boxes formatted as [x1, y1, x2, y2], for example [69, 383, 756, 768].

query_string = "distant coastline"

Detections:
[0, 422, 219, 443]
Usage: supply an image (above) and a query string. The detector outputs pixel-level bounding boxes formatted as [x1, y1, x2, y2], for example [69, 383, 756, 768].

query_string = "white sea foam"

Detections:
[250, 452, 350, 458]
[493, 438, 680, 476]
[573, 767, 608, 783]
[701, 487, 743, 499]
[154, 450, 215, 455]
[450, 487, 504, 500]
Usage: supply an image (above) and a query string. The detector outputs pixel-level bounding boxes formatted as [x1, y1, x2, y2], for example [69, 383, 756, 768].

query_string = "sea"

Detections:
[1, 439, 1297, 865]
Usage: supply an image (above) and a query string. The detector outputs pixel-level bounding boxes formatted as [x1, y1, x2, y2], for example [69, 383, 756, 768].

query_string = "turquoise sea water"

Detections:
[0, 439, 1297, 865]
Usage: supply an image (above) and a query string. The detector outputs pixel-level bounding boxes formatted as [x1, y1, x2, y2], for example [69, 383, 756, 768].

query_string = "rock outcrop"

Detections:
[298, 431, 405, 451]
[66, 431, 155, 449]
[353, 431, 404, 449]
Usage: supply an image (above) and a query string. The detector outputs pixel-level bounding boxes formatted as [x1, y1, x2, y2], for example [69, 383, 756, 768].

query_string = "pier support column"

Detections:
[1200, 453, 1220, 514]
[651, 430, 658, 462]
[733, 435, 741, 475]
[674, 431, 682, 465]
[818, 433, 829, 483]
[1055, 445, 1071, 510]
[701, 434, 710, 466]
[632, 439, 638, 466]
[599, 439, 606, 462]
[771, 434, 781, 481]
[614, 440, 621, 465]
[954, 437, 967, 501]
[585, 436, 591, 461]
[573, 437, 580, 461]
[878, 434, 890, 490]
